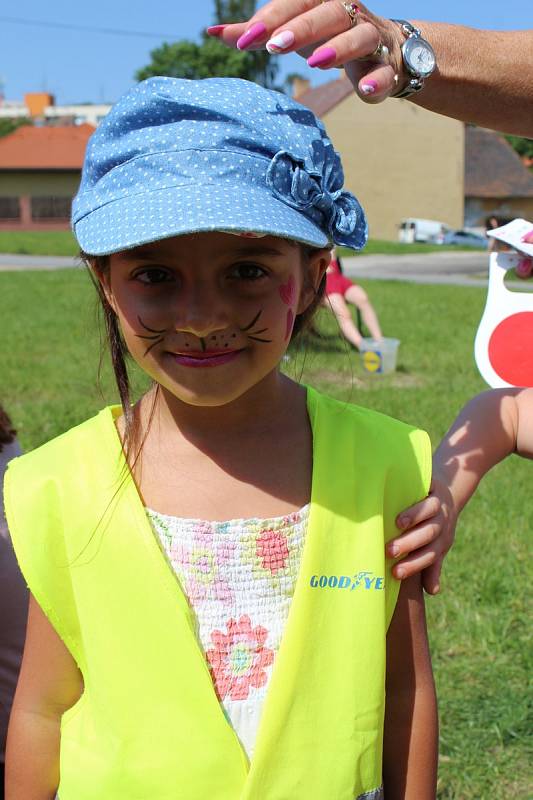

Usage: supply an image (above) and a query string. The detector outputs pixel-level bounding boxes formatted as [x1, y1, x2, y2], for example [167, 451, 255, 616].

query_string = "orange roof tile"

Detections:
[296, 76, 353, 117]
[0, 123, 94, 170]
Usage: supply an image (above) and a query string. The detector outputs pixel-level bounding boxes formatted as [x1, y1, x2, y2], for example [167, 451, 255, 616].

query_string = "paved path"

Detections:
[0, 253, 79, 271]
[342, 251, 489, 287]
[0, 250, 530, 291]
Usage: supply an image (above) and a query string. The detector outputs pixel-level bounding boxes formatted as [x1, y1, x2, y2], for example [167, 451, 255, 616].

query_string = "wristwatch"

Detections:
[390, 20, 436, 98]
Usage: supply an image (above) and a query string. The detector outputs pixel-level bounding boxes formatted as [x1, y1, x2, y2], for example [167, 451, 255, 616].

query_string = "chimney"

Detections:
[292, 78, 311, 99]
[25, 92, 55, 117]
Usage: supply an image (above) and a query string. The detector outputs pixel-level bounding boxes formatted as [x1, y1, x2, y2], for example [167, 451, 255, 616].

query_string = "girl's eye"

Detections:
[230, 263, 267, 281]
[132, 267, 174, 285]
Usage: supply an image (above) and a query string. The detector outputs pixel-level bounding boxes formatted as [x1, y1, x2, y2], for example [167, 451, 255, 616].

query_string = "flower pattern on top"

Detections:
[147, 503, 309, 759]
[256, 528, 290, 574]
[153, 514, 236, 605]
[206, 615, 275, 701]
[266, 139, 368, 249]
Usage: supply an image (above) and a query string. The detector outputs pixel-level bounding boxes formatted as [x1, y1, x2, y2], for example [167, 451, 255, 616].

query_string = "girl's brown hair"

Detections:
[0, 405, 17, 453]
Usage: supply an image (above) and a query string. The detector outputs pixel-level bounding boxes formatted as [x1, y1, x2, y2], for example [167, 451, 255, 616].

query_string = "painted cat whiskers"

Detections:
[239, 310, 272, 344]
[135, 316, 166, 356]
[135, 311, 274, 353]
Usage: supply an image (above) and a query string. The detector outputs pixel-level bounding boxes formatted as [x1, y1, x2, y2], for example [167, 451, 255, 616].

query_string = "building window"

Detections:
[0, 197, 21, 219]
[31, 196, 72, 220]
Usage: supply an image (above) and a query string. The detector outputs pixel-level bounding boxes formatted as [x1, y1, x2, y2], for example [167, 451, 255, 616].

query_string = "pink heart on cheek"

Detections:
[279, 275, 296, 306]
[285, 309, 294, 341]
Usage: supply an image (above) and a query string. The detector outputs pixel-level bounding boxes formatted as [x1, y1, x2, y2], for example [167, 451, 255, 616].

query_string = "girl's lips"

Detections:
[169, 350, 243, 368]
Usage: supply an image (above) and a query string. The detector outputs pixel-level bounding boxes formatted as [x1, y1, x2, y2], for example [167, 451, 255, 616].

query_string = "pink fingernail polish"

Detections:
[389, 544, 400, 557]
[307, 47, 337, 68]
[360, 80, 378, 95]
[266, 30, 295, 53]
[206, 25, 227, 36]
[237, 21, 267, 50]
[516, 257, 533, 279]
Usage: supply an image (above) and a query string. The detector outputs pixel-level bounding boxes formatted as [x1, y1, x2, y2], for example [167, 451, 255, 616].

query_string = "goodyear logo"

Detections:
[310, 571, 384, 591]
[362, 350, 382, 373]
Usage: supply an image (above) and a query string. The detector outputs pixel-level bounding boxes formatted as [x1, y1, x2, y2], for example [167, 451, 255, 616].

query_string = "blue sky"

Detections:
[0, 0, 529, 105]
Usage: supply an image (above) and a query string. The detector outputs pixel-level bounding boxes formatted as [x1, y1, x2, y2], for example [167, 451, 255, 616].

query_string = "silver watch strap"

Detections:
[391, 19, 421, 37]
[390, 19, 425, 99]
[393, 77, 425, 99]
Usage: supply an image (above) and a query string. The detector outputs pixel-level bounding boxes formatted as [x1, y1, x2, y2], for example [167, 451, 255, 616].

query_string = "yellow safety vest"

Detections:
[5, 387, 430, 799]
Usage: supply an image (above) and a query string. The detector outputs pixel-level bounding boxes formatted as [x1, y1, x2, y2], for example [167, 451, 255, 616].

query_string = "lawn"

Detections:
[2, 268, 530, 798]
[0, 229, 482, 257]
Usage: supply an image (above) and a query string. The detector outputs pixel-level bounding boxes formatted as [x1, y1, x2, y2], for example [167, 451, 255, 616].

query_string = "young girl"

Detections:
[324, 248, 383, 349]
[4, 77, 437, 799]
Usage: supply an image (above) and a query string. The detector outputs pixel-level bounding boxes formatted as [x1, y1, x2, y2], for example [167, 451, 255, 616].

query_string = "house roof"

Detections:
[0, 123, 94, 170]
[465, 126, 533, 198]
[297, 79, 533, 200]
[296, 76, 353, 117]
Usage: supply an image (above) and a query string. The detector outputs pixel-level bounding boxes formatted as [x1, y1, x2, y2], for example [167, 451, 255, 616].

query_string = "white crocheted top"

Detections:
[147, 504, 309, 760]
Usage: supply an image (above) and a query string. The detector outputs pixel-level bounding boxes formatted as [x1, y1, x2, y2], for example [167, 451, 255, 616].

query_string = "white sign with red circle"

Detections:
[474, 251, 533, 388]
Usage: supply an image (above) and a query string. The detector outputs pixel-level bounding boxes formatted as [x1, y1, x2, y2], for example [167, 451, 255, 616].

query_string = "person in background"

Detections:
[0, 407, 27, 800]
[324, 248, 383, 349]
[209, 1, 533, 136]
[486, 217, 501, 253]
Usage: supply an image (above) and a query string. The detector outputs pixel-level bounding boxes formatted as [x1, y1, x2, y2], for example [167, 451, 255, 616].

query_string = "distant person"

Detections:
[486, 216, 500, 253]
[324, 249, 383, 349]
[0, 406, 27, 799]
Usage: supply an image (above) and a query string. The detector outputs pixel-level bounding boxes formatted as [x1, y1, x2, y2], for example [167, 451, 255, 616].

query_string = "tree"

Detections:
[213, 0, 278, 89]
[136, 39, 258, 82]
[0, 117, 33, 138]
[136, 0, 279, 89]
[505, 135, 533, 166]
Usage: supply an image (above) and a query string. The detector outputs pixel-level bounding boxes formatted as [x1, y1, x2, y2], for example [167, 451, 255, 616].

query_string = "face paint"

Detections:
[239, 309, 272, 343]
[279, 275, 296, 306]
[285, 309, 295, 341]
[134, 316, 167, 356]
[279, 276, 297, 341]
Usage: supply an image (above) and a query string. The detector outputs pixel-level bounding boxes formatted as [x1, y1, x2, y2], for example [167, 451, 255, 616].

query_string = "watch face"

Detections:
[403, 37, 436, 77]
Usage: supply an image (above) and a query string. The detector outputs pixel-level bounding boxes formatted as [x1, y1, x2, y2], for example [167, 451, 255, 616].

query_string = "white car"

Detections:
[398, 218, 451, 244]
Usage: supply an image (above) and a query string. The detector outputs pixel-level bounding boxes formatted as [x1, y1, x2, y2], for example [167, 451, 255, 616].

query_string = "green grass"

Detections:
[2, 268, 531, 798]
[338, 239, 486, 256]
[0, 230, 79, 257]
[0, 230, 482, 257]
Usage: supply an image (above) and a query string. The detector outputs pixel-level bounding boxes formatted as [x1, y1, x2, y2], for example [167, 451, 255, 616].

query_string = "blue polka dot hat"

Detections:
[72, 77, 367, 255]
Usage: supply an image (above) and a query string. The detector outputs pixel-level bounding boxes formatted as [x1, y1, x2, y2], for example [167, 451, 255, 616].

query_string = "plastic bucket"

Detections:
[359, 338, 400, 375]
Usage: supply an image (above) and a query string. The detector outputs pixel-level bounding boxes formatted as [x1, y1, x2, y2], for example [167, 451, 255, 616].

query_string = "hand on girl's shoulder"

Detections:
[387, 476, 456, 596]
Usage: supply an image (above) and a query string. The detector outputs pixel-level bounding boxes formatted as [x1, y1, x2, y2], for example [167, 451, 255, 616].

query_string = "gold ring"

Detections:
[339, 1, 360, 28]
[369, 42, 389, 61]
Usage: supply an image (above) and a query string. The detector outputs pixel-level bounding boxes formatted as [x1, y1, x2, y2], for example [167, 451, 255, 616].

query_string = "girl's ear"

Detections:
[92, 262, 117, 313]
[297, 248, 331, 314]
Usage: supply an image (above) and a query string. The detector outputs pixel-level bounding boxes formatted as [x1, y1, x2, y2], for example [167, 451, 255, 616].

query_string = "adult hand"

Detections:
[516, 230, 533, 278]
[516, 257, 533, 279]
[207, 0, 406, 102]
[387, 476, 457, 595]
